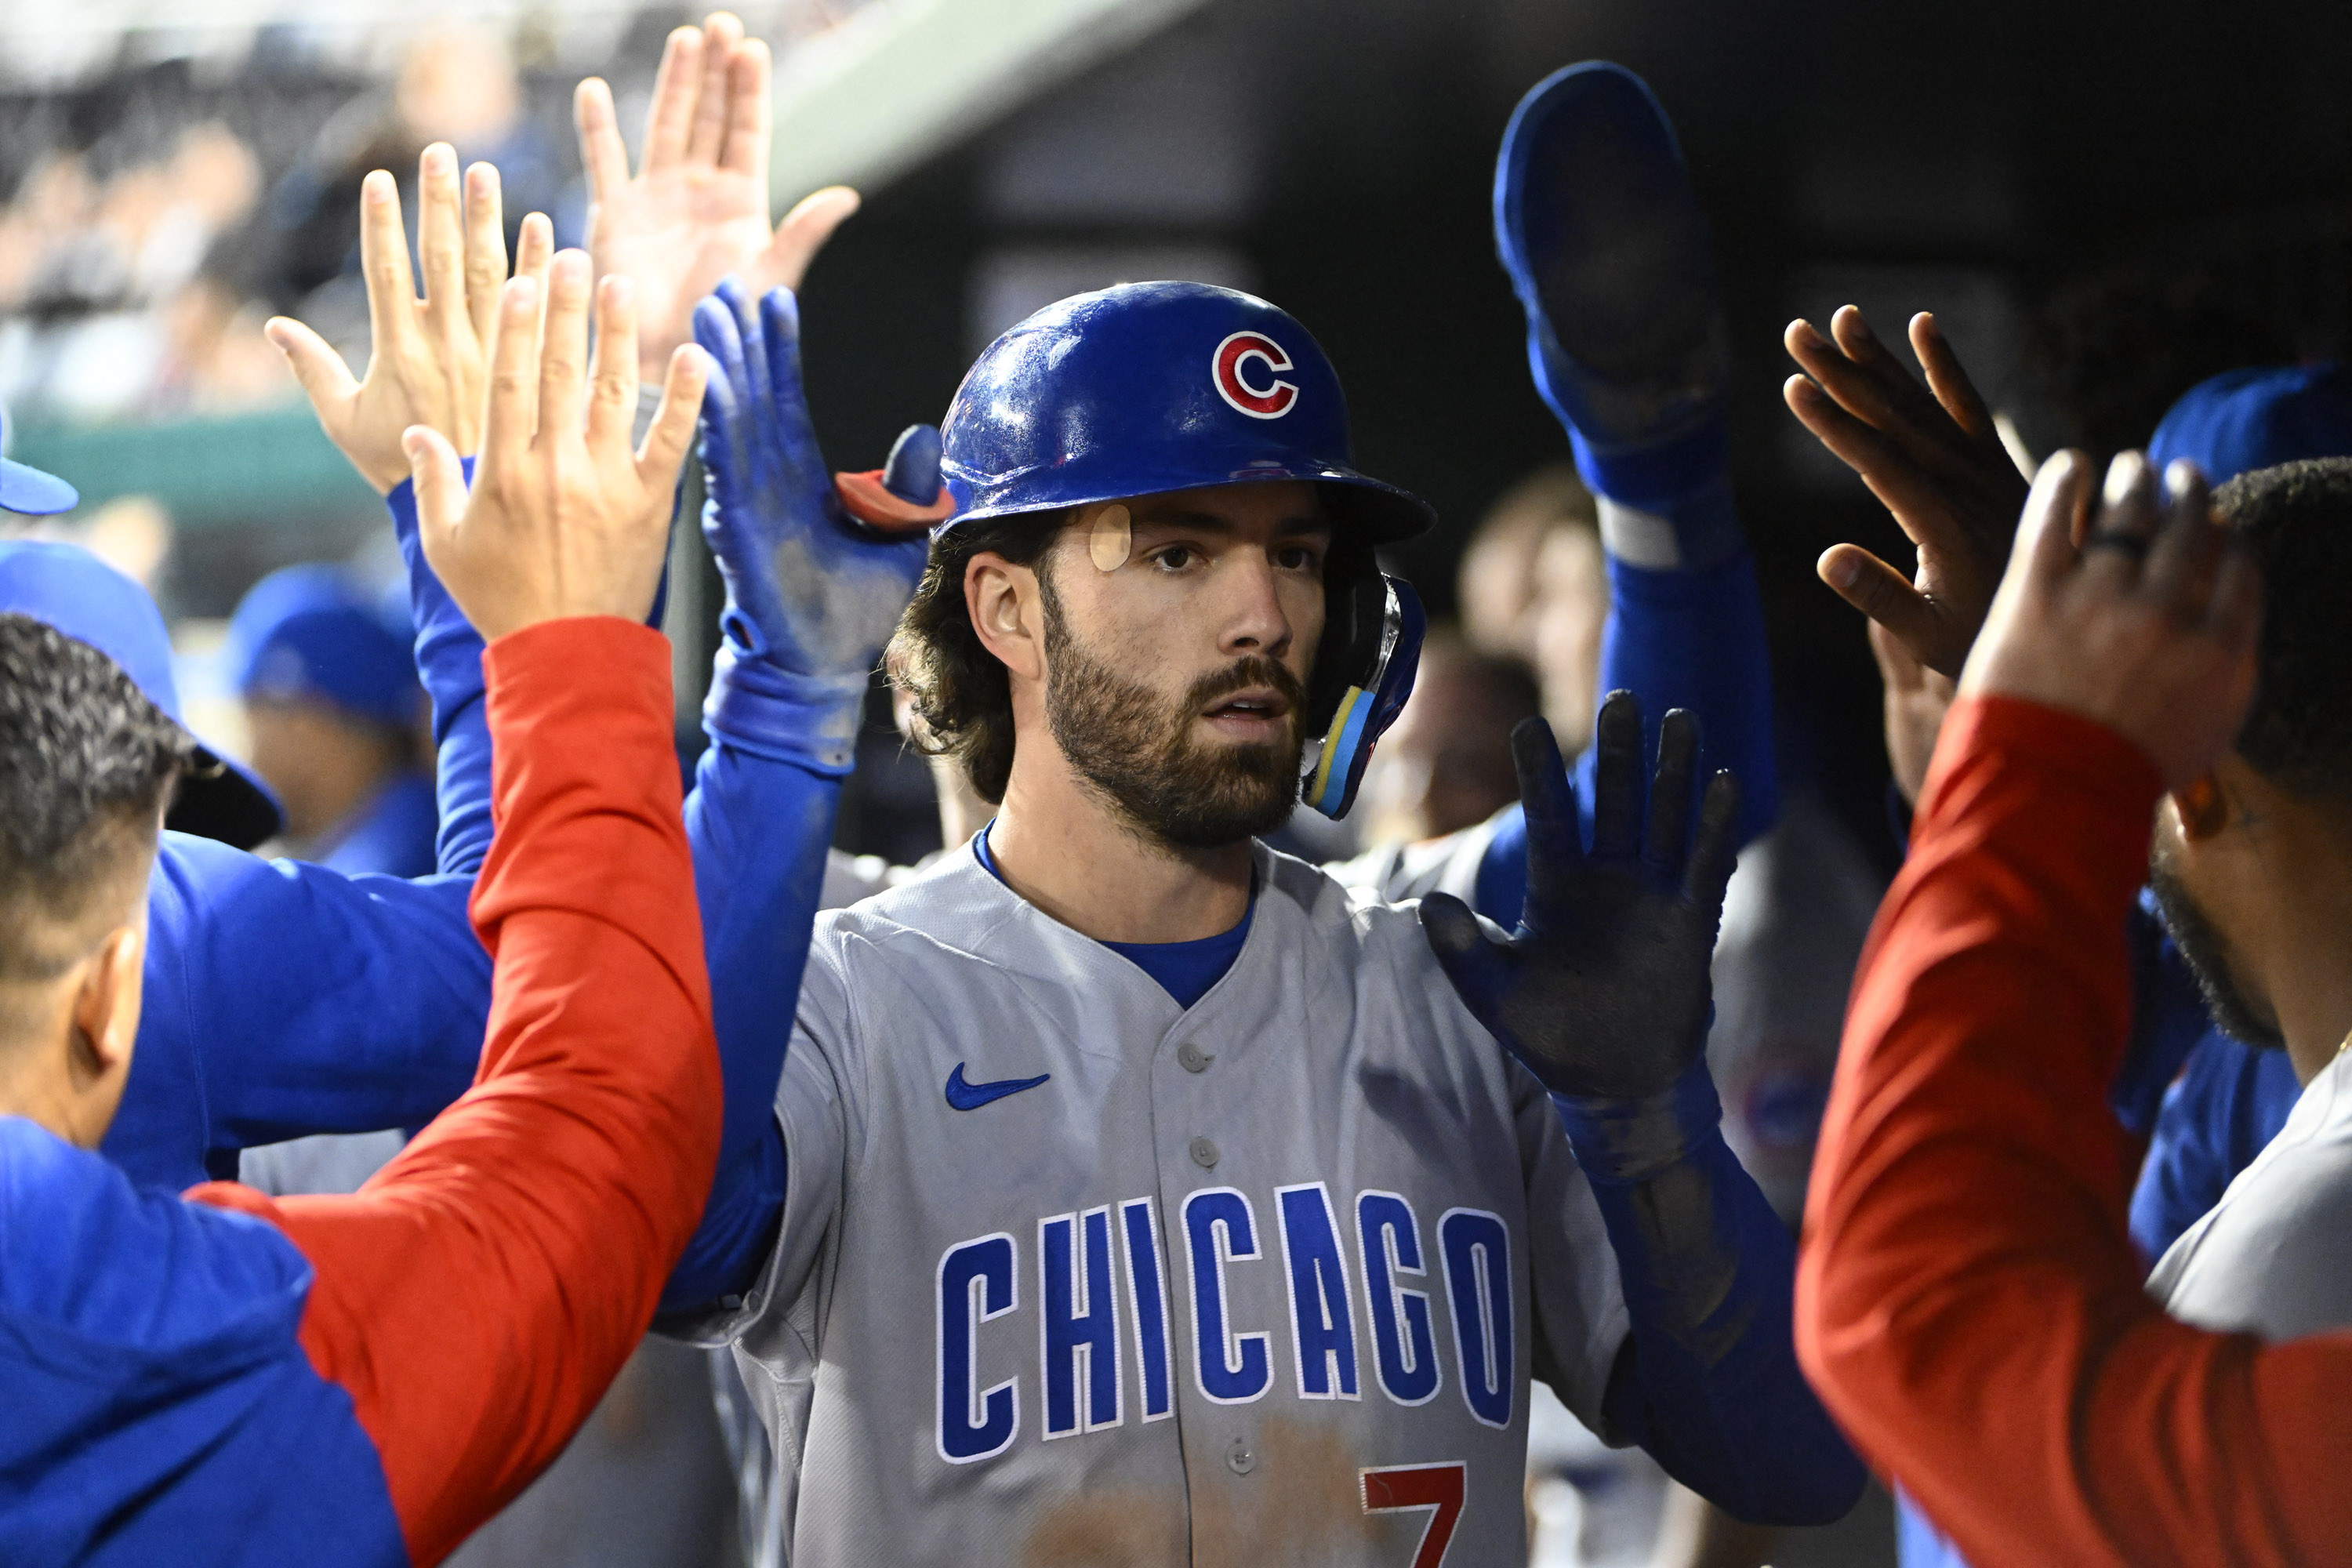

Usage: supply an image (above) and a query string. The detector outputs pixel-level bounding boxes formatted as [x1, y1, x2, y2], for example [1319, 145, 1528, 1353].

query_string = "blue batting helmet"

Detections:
[938, 281, 1430, 820]
[938, 281, 1434, 543]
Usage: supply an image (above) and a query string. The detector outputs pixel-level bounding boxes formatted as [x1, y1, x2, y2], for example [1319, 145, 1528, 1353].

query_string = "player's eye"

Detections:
[1150, 546, 1196, 572]
[1276, 543, 1323, 572]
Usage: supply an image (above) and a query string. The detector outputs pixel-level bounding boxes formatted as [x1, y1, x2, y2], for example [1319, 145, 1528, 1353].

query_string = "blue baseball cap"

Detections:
[0, 540, 284, 850]
[0, 405, 78, 517]
[227, 564, 421, 732]
[939, 281, 1433, 543]
[2148, 361, 2352, 484]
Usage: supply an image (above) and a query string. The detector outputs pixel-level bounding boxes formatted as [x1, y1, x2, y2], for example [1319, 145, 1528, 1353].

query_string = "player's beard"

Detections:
[1040, 577, 1308, 851]
[2147, 839, 2285, 1051]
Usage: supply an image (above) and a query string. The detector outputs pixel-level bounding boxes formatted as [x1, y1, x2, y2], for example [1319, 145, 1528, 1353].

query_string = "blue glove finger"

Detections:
[1682, 770, 1742, 911]
[691, 297, 752, 506]
[1588, 689, 1646, 863]
[714, 275, 760, 362]
[883, 424, 943, 505]
[1642, 708, 1700, 882]
[1419, 891, 1514, 1025]
[717, 278, 778, 491]
[1513, 717, 1584, 926]
[757, 286, 835, 510]
[693, 289, 746, 372]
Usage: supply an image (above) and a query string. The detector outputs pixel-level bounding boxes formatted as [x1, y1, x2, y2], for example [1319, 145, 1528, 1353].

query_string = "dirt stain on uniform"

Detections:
[1022, 1421, 1450, 1565]
[1188, 1419, 1408, 1568]
[1022, 1487, 1188, 1567]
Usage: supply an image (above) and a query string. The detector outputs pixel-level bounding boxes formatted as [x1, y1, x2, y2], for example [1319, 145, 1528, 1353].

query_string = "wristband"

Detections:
[1550, 1055, 1724, 1185]
[702, 639, 869, 776]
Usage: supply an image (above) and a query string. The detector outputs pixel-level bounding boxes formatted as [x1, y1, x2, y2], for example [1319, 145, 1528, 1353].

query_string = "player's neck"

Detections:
[987, 747, 1254, 945]
[2241, 812, 2352, 1084]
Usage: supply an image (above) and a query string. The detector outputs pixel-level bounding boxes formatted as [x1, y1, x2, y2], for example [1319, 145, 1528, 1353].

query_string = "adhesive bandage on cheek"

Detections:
[1089, 504, 1132, 572]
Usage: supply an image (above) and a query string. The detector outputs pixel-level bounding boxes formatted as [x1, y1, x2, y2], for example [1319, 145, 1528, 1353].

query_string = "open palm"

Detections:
[269, 147, 551, 495]
[1422, 696, 1740, 1101]
[1784, 307, 2031, 678]
[577, 13, 858, 380]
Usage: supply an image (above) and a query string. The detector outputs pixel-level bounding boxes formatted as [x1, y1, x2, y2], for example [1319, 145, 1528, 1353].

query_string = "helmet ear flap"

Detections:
[1300, 552, 1424, 820]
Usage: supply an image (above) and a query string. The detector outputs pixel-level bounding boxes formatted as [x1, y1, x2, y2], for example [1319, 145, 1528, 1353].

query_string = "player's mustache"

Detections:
[1185, 655, 1306, 715]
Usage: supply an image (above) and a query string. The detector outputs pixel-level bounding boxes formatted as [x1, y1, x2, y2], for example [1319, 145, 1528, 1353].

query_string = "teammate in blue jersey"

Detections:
[226, 564, 435, 878]
[30, 42, 911, 1356]
[0, 262, 737, 1568]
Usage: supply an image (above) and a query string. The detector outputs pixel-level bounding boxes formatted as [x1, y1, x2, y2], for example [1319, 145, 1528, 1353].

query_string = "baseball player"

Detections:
[56, 100, 920, 1349]
[666, 272, 1860, 1566]
[0, 256, 722, 1566]
[223, 564, 434, 878]
[1785, 303, 2352, 1568]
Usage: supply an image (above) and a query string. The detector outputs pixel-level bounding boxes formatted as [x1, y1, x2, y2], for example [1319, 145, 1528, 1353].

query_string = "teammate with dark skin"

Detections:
[1782, 308, 2352, 1088]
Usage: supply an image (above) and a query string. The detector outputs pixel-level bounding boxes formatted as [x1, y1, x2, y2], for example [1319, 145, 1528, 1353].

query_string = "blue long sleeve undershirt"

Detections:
[1567, 1073, 1863, 1524]
[1475, 548, 1779, 927]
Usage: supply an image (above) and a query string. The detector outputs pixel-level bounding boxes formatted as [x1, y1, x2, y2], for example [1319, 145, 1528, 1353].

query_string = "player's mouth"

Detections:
[1199, 686, 1292, 742]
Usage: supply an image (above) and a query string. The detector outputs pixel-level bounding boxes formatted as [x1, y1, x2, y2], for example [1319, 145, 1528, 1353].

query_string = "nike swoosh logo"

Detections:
[945, 1062, 1051, 1112]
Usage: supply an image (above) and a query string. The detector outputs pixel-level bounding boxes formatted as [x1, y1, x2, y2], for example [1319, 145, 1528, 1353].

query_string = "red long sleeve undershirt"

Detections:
[1796, 694, 2352, 1567]
[189, 617, 720, 1568]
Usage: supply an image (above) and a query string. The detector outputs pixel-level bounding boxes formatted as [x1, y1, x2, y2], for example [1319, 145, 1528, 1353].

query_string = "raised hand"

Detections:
[1873, 619, 1957, 809]
[1962, 451, 2260, 789]
[268, 145, 554, 494]
[576, 13, 860, 382]
[693, 278, 941, 681]
[1421, 695, 1741, 1101]
[405, 252, 706, 641]
[1784, 307, 2032, 678]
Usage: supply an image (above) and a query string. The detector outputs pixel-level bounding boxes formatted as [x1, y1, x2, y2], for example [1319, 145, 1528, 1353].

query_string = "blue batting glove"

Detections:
[693, 277, 943, 773]
[1421, 694, 1740, 1104]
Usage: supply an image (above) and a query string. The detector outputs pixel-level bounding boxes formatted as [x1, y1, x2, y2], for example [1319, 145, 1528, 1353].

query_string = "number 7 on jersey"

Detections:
[1360, 1461, 1466, 1567]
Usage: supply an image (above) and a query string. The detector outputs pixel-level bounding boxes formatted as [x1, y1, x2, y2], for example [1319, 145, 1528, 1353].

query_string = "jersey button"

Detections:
[1225, 1436, 1256, 1476]
[1176, 1040, 1214, 1073]
[1189, 1136, 1220, 1169]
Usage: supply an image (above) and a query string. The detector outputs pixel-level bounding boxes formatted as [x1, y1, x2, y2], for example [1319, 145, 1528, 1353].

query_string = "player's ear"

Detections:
[965, 552, 1046, 684]
[58, 920, 144, 1148]
[2170, 772, 2227, 842]
[71, 924, 143, 1081]
[2172, 754, 2270, 846]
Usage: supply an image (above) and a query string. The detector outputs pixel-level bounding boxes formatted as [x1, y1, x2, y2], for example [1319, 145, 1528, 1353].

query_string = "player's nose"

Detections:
[1215, 550, 1294, 659]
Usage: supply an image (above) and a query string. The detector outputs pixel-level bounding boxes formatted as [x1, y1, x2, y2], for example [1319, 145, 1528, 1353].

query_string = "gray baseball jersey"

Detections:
[686, 840, 1630, 1566]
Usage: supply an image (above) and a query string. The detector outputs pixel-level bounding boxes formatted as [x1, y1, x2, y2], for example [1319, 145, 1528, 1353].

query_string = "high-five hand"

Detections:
[1784, 307, 2031, 678]
[1421, 695, 1741, 1101]
[694, 278, 939, 681]
[575, 12, 860, 381]
[405, 252, 707, 641]
[1962, 451, 2260, 789]
[268, 146, 555, 494]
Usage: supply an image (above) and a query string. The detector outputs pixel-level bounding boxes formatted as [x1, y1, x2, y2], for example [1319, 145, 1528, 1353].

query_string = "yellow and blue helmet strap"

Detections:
[1302, 575, 1424, 820]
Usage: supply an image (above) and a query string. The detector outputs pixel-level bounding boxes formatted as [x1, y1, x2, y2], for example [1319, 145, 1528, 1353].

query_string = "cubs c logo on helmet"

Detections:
[1212, 332, 1299, 419]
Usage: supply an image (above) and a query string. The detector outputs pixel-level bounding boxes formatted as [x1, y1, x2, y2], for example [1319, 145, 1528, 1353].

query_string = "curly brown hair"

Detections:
[884, 510, 1071, 804]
